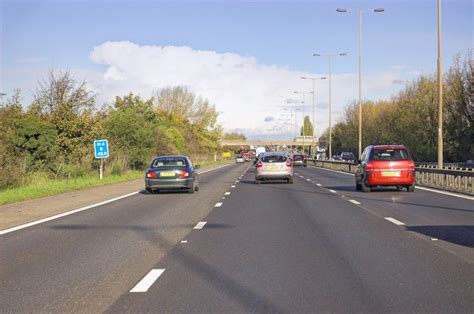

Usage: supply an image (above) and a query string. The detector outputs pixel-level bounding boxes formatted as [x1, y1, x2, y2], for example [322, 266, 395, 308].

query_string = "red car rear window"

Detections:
[370, 148, 410, 161]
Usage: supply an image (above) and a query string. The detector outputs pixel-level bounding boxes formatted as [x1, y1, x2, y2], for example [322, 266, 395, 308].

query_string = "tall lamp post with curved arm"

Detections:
[300, 76, 327, 158]
[313, 53, 346, 159]
[336, 7, 385, 158]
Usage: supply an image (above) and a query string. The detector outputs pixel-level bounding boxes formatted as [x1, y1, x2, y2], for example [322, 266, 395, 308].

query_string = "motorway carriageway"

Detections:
[0, 162, 473, 313]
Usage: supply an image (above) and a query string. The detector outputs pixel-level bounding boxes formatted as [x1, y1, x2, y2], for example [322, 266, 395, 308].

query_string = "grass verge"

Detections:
[0, 171, 144, 206]
[0, 159, 234, 206]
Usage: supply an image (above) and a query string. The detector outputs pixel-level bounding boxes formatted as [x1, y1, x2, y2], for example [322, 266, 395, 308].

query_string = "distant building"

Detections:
[294, 136, 317, 143]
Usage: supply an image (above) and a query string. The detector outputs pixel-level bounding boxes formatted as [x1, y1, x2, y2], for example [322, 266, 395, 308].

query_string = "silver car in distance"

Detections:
[255, 152, 294, 184]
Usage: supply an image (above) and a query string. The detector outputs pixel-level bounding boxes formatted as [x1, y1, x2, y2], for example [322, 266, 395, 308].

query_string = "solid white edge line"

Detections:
[329, 189, 337, 193]
[130, 269, 165, 293]
[224, 192, 231, 195]
[193, 221, 207, 229]
[0, 191, 139, 235]
[308, 165, 355, 176]
[349, 200, 361, 205]
[415, 186, 474, 201]
[0, 163, 235, 236]
[384, 217, 406, 226]
[198, 162, 234, 174]
[215, 202, 223, 207]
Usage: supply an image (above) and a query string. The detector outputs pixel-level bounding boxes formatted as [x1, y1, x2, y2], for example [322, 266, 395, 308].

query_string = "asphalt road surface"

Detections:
[1, 163, 473, 313]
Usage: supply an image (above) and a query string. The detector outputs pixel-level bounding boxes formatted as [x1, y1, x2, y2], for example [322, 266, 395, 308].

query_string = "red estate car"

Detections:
[355, 145, 415, 192]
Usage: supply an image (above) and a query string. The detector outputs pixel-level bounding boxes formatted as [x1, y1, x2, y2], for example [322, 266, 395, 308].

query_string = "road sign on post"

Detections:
[94, 139, 109, 180]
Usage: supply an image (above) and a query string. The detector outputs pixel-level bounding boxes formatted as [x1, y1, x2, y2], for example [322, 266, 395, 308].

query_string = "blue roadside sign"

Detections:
[94, 139, 109, 159]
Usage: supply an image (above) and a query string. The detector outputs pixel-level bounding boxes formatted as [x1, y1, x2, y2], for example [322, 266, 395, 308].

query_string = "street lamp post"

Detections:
[437, 0, 443, 169]
[313, 53, 346, 159]
[294, 91, 313, 154]
[286, 99, 301, 144]
[337, 7, 384, 158]
[300, 76, 327, 158]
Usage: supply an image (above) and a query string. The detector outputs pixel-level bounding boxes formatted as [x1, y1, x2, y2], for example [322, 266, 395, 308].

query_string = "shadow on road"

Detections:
[240, 180, 290, 185]
[50, 223, 235, 231]
[406, 225, 474, 248]
[139, 189, 190, 195]
[315, 185, 474, 214]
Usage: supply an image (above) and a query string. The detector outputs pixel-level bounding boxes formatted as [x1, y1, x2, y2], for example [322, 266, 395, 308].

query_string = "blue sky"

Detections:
[1, 0, 472, 138]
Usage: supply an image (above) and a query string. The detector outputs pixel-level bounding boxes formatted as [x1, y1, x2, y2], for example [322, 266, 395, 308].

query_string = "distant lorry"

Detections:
[255, 147, 266, 158]
[254, 147, 266, 163]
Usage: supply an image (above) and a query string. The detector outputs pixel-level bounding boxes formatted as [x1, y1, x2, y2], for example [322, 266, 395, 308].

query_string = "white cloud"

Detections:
[89, 41, 338, 135]
[3, 41, 415, 139]
[88, 41, 418, 137]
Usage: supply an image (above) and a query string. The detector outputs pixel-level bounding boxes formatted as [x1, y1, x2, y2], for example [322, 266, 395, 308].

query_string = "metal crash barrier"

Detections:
[309, 160, 474, 196]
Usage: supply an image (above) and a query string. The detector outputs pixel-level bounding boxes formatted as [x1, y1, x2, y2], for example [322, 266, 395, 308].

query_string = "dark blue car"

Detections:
[145, 155, 200, 194]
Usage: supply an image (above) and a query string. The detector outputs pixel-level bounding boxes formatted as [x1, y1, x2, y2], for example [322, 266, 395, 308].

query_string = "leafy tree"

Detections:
[328, 52, 473, 162]
[0, 90, 26, 187]
[13, 115, 59, 170]
[223, 132, 247, 140]
[154, 86, 222, 158]
[30, 70, 97, 166]
[105, 93, 157, 169]
[300, 115, 313, 137]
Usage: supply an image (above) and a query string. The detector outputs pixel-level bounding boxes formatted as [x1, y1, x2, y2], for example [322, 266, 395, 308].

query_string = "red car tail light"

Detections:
[179, 170, 190, 178]
[366, 162, 375, 176]
[286, 161, 293, 167]
[146, 171, 157, 179]
[408, 161, 415, 175]
[256, 162, 263, 168]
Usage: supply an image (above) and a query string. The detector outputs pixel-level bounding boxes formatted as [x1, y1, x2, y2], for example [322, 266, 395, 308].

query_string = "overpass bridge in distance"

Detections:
[220, 137, 325, 149]
[221, 140, 308, 147]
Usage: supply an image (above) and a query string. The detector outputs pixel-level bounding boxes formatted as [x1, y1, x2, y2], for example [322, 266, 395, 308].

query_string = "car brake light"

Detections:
[408, 161, 415, 175]
[256, 162, 263, 168]
[286, 161, 292, 167]
[366, 162, 374, 176]
[146, 171, 157, 179]
[179, 170, 190, 178]
[366, 162, 374, 171]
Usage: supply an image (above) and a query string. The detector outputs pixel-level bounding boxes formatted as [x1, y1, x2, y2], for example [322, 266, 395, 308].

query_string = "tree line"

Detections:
[0, 71, 222, 189]
[325, 53, 473, 162]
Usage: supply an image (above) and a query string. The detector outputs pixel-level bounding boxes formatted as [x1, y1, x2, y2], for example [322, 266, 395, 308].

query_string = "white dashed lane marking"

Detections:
[306, 178, 311, 181]
[384, 217, 406, 226]
[329, 189, 337, 193]
[215, 202, 223, 207]
[180, 240, 188, 243]
[316, 183, 322, 186]
[193, 221, 207, 229]
[231, 185, 236, 188]
[225, 192, 231, 195]
[130, 269, 165, 293]
[349, 200, 361, 205]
